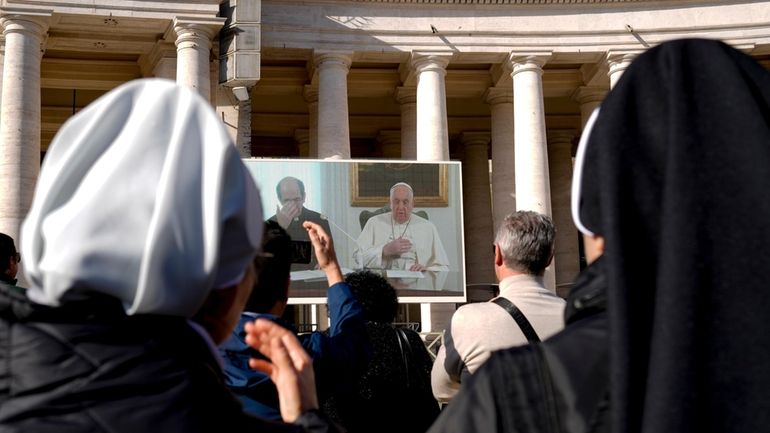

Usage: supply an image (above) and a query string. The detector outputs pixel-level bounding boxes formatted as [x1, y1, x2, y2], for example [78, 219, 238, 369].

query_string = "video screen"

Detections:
[243, 159, 466, 304]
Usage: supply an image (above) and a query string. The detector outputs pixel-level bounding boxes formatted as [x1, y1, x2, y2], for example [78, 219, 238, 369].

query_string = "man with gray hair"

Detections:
[431, 211, 565, 403]
[356, 182, 449, 271]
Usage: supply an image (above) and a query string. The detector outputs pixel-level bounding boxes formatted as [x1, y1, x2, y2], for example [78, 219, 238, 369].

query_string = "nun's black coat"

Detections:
[0, 283, 336, 433]
[429, 38, 770, 433]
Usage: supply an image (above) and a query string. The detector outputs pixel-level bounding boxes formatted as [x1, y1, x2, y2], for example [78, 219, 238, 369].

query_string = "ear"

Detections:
[494, 244, 504, 267]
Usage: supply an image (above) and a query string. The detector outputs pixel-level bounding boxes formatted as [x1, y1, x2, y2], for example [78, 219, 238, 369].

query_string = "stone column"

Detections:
[607, 51, 638, 89]
[314, 51, 352, 159]
[509, 53, 552, 216]
[572, 86, 607, 128]
[236, 96, 253, 158]
[412, 54, 450, 161]
[377, 130, 401, 159]
[295, 129, 310, 157]
[485, 87, 515, 231]
[303, 86, 319, 158]
[461, 132, 495, 287]
[0, 10, 50, 251]
[0, 45, 4, 106]
[395, 87, 417, 160]
[173, 18, 223, 100]
[548, 130, 580, 298]
[139, 41, 176, 80]
[316, 304, 329, 331]
[411, 55, 453, 332]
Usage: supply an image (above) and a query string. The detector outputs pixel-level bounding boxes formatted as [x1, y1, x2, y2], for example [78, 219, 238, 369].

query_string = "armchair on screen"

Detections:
[358, 206, 429, 230]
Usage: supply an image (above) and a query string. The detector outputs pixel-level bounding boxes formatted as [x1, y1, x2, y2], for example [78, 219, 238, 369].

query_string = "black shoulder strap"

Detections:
[492, 297, 540, 342]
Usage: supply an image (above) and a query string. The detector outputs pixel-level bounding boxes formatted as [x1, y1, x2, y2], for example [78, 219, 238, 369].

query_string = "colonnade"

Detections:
[0, 8, 637, 328]
[291, 48, 635, 330]
[0, 9, 223, 281]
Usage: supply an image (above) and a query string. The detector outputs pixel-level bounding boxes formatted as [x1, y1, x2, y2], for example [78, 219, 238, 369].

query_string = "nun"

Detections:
[428, 38, 770, 433]
[0, 79, 338, 432]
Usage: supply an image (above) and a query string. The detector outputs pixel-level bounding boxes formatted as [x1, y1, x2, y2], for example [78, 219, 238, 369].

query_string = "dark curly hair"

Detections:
[344, 270, 398, 323]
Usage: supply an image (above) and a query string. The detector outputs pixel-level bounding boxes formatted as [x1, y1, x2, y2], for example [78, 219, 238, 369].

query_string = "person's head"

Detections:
[245, 220, 292, 315]
[277, 176, 306, 208]
[571, 39, 770, 432]
[0, 233, 19, 282]
[389, 182, 414, 224]
[20, 78, 263, 344]
[344, 270, 398, 323]
[493, 211, 555, 278]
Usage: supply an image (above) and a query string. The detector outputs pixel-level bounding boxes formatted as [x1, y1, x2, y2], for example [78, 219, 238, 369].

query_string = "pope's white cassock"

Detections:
[355, 212, 450, 271]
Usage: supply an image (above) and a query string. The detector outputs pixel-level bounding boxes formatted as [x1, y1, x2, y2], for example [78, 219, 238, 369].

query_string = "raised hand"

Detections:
[245, 319, 319, 422]
[303, 221, 343, 285]
[276, 202, 301, 229]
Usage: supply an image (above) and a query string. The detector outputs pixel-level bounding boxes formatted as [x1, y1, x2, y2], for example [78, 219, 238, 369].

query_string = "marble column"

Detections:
[548, 130, 580, 298]
[485, 87, 515, 231]
[314, 51, 352, 159]
[140, 41, 177, 80]
[412, 54, 450, 161]
[236, 96, 252, 158]
[0, 11, 50, 253]
[173, 18, 222, 100]
[295, 129, 310, 158]
[303, 86, 319, 158]
[0, 46, 4, 107]
[607, 51, 639, 89]
[509, 53, 552, 216]
[377, 130, 401, 159]
[412, 55, 453, 332]
[461, 132, 495, 287]
[572, 86, 607, 128]
[395, 87, 417, 160]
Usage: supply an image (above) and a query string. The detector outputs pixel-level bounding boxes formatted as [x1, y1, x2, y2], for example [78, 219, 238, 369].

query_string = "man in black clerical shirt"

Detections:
[269, 176, 332, 271]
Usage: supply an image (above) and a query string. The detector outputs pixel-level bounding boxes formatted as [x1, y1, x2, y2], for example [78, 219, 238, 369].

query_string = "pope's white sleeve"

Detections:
[355, 219, 385, 269]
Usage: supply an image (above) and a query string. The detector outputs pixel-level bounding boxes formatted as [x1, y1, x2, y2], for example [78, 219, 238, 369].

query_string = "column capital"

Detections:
[411, 53, 451, 75]
[294, 128, 310, 145]
[547, 129, 578, 146]
[395, 86, 416, 105]
[460, 131, 491, 147]
[139, 41, 177, 77]
[376, 130, 401, 146]
[313, 50, 353, 71]
[172, 16, 224, 45]
[0, 8, 52, 39]
[303, 85, 318, 103]
[571, 86, 607, 105]
[606, 50, 642, 73]
[508, 52, 552, 77]
[483, 87, 513, 105]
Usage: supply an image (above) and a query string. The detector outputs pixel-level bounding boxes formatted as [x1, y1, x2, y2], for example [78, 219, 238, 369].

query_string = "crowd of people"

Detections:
[1, 38, 769, 433]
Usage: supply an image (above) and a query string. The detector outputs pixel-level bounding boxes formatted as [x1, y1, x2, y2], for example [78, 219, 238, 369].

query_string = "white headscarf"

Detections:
[20, 79, 262, 317]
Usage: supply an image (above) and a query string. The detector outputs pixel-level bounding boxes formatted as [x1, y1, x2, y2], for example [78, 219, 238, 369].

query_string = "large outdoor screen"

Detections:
[243, 159, 466, 304]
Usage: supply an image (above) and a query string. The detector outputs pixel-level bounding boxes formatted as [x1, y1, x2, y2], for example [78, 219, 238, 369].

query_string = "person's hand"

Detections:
[303, 221, 343, 285]
[409, 263, 426, 272]
[276, 202, 301, 229]
[245, 319, 319, 422]
[383, 238, 412, 257]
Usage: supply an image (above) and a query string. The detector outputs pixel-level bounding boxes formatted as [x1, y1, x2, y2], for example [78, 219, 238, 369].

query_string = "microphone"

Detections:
[320, 213, 366, 270]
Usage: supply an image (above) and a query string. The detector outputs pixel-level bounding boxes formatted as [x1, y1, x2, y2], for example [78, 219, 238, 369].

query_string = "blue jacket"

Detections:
[220, 282, 370, 421]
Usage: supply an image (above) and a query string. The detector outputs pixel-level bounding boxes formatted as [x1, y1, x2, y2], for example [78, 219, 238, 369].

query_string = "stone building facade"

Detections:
[1, 0, 769, 330]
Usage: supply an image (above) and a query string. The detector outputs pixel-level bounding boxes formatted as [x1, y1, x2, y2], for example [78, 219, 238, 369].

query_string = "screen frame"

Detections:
[242, 158, 467, 305]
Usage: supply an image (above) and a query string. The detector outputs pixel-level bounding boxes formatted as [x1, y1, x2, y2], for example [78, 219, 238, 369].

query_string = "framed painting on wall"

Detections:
[350, 162, 448, 207]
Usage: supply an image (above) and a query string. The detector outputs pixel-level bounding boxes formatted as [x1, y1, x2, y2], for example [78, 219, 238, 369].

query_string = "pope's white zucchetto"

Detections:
[20, 78, 263, 317]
